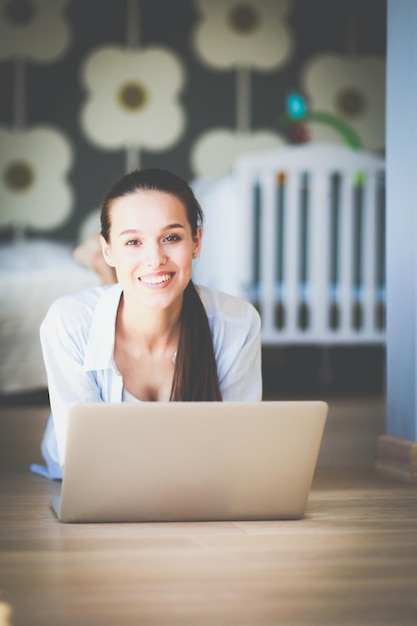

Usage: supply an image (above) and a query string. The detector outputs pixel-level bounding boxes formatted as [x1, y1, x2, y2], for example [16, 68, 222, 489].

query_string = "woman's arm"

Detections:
[40, 296, 104, 467]
[213, 297, 263, 402]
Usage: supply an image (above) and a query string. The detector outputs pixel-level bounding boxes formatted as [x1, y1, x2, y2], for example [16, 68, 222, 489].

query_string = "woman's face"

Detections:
[101, 189, 202, 311]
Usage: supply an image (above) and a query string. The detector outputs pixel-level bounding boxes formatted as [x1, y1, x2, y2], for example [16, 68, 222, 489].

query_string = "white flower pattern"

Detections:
[0, 126, 73, 230]
[80, 46, 186, 151]
[191, 129, 285, 178]
[302, 54, 386, 151]
[0, 0, 71, 62]
[193, 0, 293, 70]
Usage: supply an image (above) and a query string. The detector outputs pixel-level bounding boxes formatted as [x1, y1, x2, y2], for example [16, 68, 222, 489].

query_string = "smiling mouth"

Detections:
[139, 273, 173, 285]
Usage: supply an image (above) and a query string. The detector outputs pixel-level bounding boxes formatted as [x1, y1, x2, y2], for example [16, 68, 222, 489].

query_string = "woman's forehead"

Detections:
[110, 190, 188, 221]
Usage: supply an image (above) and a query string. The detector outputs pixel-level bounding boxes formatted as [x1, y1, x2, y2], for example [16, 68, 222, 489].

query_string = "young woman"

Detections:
[31, 168, 262, 479]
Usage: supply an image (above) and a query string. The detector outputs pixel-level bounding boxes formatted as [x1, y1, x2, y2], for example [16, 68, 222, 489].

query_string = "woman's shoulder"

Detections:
[43, 283, 121, 326]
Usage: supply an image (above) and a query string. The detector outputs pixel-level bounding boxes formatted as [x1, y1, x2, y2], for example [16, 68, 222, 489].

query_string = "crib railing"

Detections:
[235, 143, 385, 345]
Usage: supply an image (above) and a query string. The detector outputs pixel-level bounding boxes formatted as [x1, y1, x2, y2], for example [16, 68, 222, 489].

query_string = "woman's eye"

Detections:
[164, 234, 180, 243]
[125, 239, 141, 246]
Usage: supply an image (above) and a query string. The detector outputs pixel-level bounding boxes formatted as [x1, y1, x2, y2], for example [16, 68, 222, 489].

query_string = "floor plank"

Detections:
[1, 469, 416, 626]
[1, 400, 416, 626]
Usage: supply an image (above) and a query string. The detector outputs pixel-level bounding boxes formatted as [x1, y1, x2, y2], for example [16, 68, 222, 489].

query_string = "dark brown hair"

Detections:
[101, 168, 222, 401]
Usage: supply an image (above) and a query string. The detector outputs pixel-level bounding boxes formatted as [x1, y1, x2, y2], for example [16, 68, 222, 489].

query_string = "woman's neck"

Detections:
[116, 293, 182, 355]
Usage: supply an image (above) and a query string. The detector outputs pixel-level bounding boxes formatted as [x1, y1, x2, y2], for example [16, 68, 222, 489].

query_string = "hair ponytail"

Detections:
[170, 281, 222, 401]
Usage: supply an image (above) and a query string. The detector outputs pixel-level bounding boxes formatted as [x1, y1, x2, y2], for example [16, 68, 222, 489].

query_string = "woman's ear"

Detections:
[100, 234, 115, 267]
[193, 226, 203, 259]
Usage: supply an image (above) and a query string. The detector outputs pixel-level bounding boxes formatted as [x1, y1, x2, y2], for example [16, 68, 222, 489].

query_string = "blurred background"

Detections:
[0, 0, 387, 400]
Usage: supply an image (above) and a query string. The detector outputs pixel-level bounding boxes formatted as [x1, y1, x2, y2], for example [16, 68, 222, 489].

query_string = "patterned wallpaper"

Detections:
[0, 0, 386, 242]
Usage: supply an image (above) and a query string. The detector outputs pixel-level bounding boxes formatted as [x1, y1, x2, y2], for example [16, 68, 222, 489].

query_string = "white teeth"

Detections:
[141, 273, 171, 285]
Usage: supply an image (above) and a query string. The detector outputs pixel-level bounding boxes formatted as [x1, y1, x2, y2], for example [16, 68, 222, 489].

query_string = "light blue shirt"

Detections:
[35, 283, 262, 478]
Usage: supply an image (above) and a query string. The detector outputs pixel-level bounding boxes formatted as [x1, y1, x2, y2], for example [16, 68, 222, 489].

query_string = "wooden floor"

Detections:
[1, 399, 417, 626]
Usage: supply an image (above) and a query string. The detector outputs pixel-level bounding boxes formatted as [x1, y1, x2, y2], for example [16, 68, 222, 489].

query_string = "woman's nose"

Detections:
[144, 243, 167, 267]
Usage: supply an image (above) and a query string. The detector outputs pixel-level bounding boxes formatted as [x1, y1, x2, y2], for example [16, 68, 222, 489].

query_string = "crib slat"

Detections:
[362, 170, 378, 335]
[308, 169, 332, 339]
[283, 168, 301, 339]
[338, 170, 355, 338]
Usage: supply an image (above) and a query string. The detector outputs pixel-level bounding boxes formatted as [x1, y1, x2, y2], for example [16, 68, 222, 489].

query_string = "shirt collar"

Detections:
[83, 283, 123, 371]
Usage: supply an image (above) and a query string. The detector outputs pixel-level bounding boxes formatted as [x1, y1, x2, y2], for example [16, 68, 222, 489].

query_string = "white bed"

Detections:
[0, 239, 100, 394]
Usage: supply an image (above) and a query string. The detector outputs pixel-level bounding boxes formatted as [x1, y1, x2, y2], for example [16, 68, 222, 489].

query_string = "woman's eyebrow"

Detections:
[164, 223, 186, 230]
[118, 223, 186, 237]
[118, 229, 140, 237]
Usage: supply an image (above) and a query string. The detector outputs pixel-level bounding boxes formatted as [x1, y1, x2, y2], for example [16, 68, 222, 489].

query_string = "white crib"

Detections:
[193, 143, 385, 346]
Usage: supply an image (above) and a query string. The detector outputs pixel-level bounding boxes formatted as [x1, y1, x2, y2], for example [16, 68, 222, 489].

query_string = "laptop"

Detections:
[50, 400, 328, 523]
